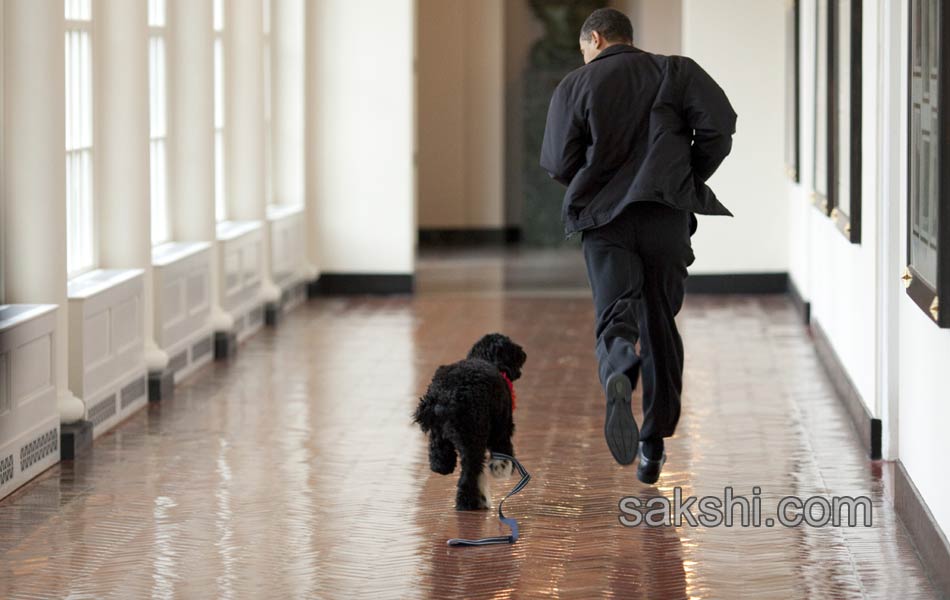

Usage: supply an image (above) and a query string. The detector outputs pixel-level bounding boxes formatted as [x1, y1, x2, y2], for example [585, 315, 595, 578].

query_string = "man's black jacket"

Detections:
[540, 44, 737, 237]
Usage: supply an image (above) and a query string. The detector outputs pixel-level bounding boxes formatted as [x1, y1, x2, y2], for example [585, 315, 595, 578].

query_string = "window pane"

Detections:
[214, 0, 224, 32]
[149, 36, 167, 138]
[148, 0, 166, 28]
[65, 0, 91, 21]
[151, 140, 170, 244]
[813, 0, 828, 198]
[910, 0, 940, 286]
[835, 0, 851, 217]
[216, 131, 227, 221]
[214, 39, 224, 128]
[150, 30, 169, 245]
[65, 19, 94, 276]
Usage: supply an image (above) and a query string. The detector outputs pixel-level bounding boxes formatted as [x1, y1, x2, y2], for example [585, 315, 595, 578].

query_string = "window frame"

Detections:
[149, 0, 171, 246]
[906, 0, 950, 327]
[785, 0, 801, 183]
[827, 0, 863, 243]
[263, 0, 274, 207]
[810, 0, 830, 212]
[214, 0, 227, 222]
[65, 0, 96, 279]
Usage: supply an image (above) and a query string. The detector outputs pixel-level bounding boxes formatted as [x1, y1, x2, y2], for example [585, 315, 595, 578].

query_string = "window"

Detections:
[214, 0, 227, 221]
[263, 0, 274, 207]
[828, 0, 862, 243]
[907, 0, 949, 327]
[149, 0, 170, 245]
[811, 0, 829, 212]
[785, 0, 800, 183]
[65, 0, 94, 277]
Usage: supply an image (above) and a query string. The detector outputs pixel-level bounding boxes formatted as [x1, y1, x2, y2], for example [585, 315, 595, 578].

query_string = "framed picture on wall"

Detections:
[828, 0, 862, 243]
[785, 0, 801, 182]
[906, 0, 949, 327]
[811, 0, 830, 210]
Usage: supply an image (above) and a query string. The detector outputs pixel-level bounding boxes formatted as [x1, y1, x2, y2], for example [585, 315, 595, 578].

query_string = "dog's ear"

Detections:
[501, 339, 527, 380]
[467, 333, 505, 362]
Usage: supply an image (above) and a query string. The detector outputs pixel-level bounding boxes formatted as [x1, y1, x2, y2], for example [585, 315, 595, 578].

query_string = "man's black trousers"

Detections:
[581, 201, 694, 442]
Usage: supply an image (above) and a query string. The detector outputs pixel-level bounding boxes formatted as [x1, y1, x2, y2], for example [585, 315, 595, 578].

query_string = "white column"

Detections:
[227, 0, 280, 302]
[302, 0, 321, 278]
[2, 0, 84, 423]
[168, 0, 232, 330]
[272, 0, 305, 208]
[95, 0, 168, 373]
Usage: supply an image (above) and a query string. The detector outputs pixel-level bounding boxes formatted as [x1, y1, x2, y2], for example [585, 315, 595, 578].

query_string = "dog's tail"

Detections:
[412, 393, 441, 433]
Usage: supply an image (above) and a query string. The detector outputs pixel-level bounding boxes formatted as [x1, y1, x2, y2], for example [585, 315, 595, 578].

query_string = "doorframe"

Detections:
[875, 0, 904, 461]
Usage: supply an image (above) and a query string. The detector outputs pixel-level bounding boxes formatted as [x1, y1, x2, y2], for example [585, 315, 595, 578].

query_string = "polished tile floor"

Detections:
[0, 249, 939, 599]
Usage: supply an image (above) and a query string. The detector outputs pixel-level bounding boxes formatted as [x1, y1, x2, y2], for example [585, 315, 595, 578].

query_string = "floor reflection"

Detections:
[0, 250, 940, 598]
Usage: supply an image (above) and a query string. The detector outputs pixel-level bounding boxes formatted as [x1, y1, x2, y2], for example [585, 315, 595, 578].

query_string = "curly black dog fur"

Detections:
[413, 333, 526, 511]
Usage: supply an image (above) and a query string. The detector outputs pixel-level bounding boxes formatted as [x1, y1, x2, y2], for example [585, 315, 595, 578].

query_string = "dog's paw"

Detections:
[489, 458, 514, 479]
[430, 457, 456, 475]
[455, 493, 491, 511]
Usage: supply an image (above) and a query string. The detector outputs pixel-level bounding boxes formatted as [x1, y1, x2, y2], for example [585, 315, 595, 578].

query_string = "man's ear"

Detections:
[591, 30, 605, 49]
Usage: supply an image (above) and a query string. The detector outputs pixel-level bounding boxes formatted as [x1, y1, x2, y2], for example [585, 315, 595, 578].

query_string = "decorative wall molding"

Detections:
[217, 221, 265, 343]
[809, 318, 881, 459]
[787, 275, 812, 324]
[685, 272, 790, 294]
[419, 227, 522, 247]
[0, 305, 61, 500]
[152, 242, 214, 386]
[894, 460, 950, 596]
[313, 274, 414, 295]
[67, 270, 148, 439]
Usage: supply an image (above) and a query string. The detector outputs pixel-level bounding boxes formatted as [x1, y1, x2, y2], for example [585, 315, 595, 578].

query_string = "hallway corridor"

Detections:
[0, 252, 938, 598]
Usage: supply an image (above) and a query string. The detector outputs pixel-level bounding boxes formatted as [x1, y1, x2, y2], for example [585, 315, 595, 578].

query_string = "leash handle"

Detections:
[447, 453, 530, 547]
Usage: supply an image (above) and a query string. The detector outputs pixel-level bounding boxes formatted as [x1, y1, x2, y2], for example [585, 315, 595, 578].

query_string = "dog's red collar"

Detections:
[501, 371, 516, 411]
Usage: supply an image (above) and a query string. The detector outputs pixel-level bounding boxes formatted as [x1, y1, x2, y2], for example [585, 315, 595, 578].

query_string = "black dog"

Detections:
[413, 333, 526, 510]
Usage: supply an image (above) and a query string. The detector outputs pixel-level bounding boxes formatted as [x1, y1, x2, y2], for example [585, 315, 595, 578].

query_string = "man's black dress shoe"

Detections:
[637, 442, 666, 484]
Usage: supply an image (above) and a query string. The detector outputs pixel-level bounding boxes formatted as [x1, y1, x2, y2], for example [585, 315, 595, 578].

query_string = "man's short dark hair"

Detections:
[580, 8, 634, 44]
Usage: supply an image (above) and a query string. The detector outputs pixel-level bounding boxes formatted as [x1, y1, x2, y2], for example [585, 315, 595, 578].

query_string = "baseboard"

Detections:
[214, 330, 238, 360]
[60, 420, 93, 460]
[264, 301, 282, 327]
[894, 460, 950, 596]
[810, 318, 882, 459]
[148, 369, 175, 403]
[313, 273, 414, 295]
[685, 272, 789, 294]
[419, 227, 521, 247]
[787, 276, 812, 325]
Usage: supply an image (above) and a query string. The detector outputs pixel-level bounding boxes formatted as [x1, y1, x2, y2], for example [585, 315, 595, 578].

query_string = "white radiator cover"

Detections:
[152, 242, 215, 383]
[0, 305, 61, 500]
[217, 220, 265, 342]
[268, 205, 309, 314]
[67, 270, 148, 438]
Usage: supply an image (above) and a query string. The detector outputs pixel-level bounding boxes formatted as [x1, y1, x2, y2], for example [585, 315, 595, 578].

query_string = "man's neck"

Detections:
[592, 41, 631, 60]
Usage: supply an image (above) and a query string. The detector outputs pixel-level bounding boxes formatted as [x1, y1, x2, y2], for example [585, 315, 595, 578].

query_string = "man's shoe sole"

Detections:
[604, 373, 639, 465]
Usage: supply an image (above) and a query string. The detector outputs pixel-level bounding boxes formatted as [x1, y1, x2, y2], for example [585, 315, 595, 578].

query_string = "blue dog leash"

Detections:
[447, 453, 531, 547]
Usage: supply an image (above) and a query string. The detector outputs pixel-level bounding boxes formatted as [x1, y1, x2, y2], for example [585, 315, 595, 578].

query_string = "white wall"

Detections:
[785, 0, 950, 540]
[306, 0, 415, 274]
[682, 0, 788, 275]
[895, 0, 950, 540]
[272, 0, 305, 207]
[899, 301, 950, 534]
[612, 0, 682, 56]
[417, 0, 504, 230]
[787, 0, 880, 415]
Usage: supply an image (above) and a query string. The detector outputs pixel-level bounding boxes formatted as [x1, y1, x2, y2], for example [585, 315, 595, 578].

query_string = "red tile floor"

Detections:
[0, 248, 938, 598]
